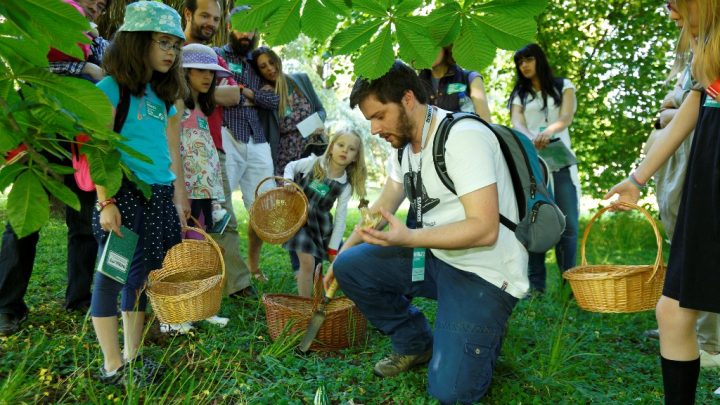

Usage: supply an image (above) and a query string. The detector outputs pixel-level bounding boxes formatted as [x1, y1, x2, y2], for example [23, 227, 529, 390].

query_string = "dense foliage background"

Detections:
[1, 0, 676, 237]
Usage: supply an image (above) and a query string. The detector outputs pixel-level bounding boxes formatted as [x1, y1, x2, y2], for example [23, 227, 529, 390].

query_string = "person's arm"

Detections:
[534, 87, 576, 148]
[98, 105, 122, 236]
[358, 183, 500, 249]
[327, 185, 352, 253]
[605, 90, 701, 206]
[213, 85, 241, 107]
[323, 176, 405, 290]
[49, 60, 86, 76]
[469, 75, 491, 122]
[168, 99, 190, 227]
[510, 104, 534, 139]
[243, 84, 279, 111]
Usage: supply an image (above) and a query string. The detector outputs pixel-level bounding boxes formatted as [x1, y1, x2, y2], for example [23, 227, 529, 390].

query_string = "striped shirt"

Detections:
[49, 35, 110, 76]
[214, 45, 279, 144]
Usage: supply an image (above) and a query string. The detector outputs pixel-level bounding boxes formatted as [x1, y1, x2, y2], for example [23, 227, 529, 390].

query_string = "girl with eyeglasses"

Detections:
[606, 1, 720, 402]
[91, 1, 188, 386]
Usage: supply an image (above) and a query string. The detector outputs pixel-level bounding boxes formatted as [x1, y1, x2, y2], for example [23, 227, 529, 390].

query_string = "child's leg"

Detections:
[296, 251, 316, 297]
[90, 271, 124, 373]
[200, 199, 213, 229]
[122, 311, 145, 361]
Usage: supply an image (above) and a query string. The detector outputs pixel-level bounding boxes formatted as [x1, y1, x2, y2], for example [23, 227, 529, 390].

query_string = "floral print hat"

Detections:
[118, 1, 185, 40]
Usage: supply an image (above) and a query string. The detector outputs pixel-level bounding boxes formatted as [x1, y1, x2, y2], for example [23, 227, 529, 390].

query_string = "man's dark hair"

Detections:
[349, 60, 428, 109]
[184, 0, 221, 14]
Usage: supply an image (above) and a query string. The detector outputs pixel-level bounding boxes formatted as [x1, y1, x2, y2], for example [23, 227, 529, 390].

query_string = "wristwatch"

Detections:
[95, 198, 116, 212]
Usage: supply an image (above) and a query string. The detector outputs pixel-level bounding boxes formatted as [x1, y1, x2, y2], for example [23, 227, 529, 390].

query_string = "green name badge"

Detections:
[228, 62, 243, 75]
[704, 97, 720, 108]
[146, 100, 165, 121]
[308, 179, 329, 196]
[411, 248, 425, 282]
[446, 83, 467, 95]
[198, 116, 209, 131]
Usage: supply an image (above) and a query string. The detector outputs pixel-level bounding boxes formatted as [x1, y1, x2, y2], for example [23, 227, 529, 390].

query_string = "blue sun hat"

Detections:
[182, 44, 232, 78]
[118, 1, 185, 40]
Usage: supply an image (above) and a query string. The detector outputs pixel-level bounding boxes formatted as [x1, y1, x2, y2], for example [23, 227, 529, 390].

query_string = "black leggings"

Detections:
[191, 199, 213, 230]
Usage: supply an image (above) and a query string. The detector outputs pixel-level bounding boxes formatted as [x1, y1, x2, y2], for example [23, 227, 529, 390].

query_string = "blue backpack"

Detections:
[429, 112, 566, 253]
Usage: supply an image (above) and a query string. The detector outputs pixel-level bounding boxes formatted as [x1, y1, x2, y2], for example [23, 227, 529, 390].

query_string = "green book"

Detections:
[97, 225, 139, 284]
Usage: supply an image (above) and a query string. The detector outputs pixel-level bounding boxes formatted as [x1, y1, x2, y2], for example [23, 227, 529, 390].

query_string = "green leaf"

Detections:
[476, 0, 549, 18]
[35, 170, 80, 212]
[395, 0, 423, 14]
[453, 18, 497, 72]
[472, 14, 538, 50]
[427, 3, 462, 46]
[0, 36, 47, 68]
[302, 0, 340, 42]
[352, 0, 388, 16]
[16, 69, 112, 129]
[230, 1, 281, 33]
[115, 143, 153, 164]
[0, 164, 27, 191]
[321, 0, 352, 16]
[263, 0, 303, 45]
[330, 20, 383, 55]
[4, 0, 90, 61]
[87, 148, 123, 196]
[395, 17, 439, 69]
[47, 163, 77, 176]
[355, 25, 394, 79]
[7, 170, 49, 238]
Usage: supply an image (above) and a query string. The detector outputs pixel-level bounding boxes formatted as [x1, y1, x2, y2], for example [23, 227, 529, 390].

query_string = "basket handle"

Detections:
[580, 201, 664, 282]
[181, 220, 226, 281]
[254, 176, 304, 198]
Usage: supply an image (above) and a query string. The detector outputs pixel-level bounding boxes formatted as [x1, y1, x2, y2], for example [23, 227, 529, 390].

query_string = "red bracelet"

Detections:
[95, 198, 116, 212]
[238, 83, 245, 92]
[327, 248, 338, 256]
[706, 79, 720, 100]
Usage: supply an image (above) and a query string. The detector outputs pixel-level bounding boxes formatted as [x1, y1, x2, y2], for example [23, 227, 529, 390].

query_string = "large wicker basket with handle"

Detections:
[250, 176, 309, 245]
[262, 277, 367, 351]
[562, 202, 666, 313]
[147, 225, 225, 323]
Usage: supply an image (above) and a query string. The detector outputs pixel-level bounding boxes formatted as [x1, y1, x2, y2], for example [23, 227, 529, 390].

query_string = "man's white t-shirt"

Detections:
[388, 108, 529, 298]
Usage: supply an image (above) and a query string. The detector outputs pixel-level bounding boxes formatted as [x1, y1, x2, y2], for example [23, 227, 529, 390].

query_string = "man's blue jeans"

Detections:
[334, 244, 517, 404]
[528, 166, 579, 291]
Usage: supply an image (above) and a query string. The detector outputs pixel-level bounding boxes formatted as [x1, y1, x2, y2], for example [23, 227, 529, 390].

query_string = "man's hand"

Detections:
[356, 208, 412, 247]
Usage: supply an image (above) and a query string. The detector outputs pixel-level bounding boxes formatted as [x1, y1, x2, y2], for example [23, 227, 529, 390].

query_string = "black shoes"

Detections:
[0, 312, 28, 337]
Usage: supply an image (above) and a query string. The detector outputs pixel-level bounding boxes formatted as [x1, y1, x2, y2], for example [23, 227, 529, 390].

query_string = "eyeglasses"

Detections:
[153, 39, 182, 54]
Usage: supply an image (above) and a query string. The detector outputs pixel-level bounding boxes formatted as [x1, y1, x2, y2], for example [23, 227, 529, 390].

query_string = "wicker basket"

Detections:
[262, 292, 367, 352]
[147, 225, 225, 323]
[250, 176, 309, 244]
[562, 202, 666, 313]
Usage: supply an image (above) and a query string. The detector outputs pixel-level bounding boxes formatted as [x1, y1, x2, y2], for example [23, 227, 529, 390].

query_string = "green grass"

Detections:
[1, 203, 719, 404]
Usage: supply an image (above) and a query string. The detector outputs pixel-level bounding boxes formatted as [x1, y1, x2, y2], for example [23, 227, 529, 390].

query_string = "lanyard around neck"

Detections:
[407, 105, 435, 173]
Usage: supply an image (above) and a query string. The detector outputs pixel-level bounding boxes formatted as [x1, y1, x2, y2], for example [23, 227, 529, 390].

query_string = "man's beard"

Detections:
[190, 20, 215, 43]
[229, 35, 255, 56]
[393, 107, 415, 149]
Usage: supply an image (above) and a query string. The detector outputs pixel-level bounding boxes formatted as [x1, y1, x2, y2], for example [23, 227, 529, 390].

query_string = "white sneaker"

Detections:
[212, 208, 227, 224]
[204, 315, 229, 327]
[700, 349, 720, 368]
[159, 322, 194, 334]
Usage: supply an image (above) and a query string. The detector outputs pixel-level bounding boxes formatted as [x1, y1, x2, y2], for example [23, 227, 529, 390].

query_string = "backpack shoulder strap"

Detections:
[553, 77, 565, 98]
[431, 111, 485, 195]
[113, 85, 131, 133]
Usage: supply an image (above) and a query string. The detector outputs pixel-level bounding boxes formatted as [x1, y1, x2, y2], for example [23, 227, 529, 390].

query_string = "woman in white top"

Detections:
[508, 43, 580, 293]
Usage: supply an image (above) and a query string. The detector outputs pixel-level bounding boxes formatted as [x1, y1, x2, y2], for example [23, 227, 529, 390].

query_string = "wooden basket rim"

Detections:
[572, 202, 664, 283]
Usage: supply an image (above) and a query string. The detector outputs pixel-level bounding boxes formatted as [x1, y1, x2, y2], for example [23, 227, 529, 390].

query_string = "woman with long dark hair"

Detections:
[508, 43, 580, 293]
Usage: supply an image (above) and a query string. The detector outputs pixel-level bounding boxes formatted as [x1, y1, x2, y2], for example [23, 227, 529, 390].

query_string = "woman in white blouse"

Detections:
[508, 43, 580, 294]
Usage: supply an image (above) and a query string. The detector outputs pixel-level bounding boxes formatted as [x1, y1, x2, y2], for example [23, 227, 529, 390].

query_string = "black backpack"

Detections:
[401, 112, 566, 253]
